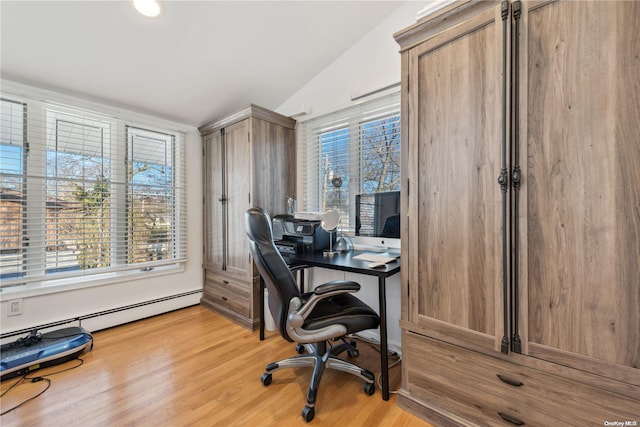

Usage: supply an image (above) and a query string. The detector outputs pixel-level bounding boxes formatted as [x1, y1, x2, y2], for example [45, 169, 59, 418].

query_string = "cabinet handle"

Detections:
[510, 0, 523, 355]
[222, 296, 228, 301]
[498, 412, 525, 425]
[496, 374, 524, 387]
[223, 280, 229, 284]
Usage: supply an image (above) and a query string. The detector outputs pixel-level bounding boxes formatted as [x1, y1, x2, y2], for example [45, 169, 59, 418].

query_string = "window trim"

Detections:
[0, 89, 187, 293]
[0, 262, 186, 300]
[299, 92, 401, 235]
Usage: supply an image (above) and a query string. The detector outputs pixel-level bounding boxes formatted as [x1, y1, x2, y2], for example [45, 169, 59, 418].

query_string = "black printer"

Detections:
[272, 215, 333, 254]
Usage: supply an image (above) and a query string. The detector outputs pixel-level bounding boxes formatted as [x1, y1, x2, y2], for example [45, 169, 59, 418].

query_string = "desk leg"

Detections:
[259, 276, 265, 341]
[378, 276, 389, 401]
[299, 269, 305, 293]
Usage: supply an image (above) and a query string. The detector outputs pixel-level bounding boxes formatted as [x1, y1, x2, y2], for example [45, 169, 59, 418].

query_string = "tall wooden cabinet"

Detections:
[200, 105, 295, 330]
[395, 1, 639, 425]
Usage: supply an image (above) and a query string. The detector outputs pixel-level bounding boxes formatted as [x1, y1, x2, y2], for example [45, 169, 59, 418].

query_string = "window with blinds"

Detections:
[0, 96, 186, 289]
[300, 92, 400, 233]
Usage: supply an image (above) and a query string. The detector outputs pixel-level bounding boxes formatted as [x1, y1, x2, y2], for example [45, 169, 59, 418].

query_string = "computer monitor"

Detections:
[355, 191, 401, 239]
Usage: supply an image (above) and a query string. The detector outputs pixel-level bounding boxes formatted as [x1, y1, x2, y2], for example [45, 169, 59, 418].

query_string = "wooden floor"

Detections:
[1, 305, 433, 427]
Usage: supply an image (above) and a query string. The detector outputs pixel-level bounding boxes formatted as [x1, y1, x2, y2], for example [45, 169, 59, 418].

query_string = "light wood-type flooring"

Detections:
[1, 305, 433, 427]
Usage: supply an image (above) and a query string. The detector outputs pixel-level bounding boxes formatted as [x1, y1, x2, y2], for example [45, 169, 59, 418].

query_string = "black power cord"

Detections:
[0, 358, 85, 416]
[349, 333, 402, 394]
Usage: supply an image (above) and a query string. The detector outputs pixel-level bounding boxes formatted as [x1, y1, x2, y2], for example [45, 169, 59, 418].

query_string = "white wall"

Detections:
[0, 81, 203, 339]
[278, 2, 423, 121]
[276, 1, 426, 353]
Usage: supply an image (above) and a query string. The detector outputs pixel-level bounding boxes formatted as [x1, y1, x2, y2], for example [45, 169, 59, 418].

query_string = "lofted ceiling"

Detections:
[0, 1, 407, 127]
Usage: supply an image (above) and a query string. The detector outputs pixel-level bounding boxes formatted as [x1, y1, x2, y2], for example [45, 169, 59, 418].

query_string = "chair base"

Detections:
[261, 340, 375, 422]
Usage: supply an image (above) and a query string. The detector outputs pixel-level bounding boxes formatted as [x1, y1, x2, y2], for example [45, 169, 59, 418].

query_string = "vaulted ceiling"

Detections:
[1, 1, 407, 126]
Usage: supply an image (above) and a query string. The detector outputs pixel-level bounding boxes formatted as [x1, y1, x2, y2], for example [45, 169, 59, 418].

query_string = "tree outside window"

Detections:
[314, 105, 400, 233]
[0, 97, 185, 288]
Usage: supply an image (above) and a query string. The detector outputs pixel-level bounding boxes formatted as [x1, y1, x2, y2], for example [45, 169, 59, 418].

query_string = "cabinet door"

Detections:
[521, 0, 640, 380]
[406, 2, 507, 352]
[203, 131, 224, 270]
[224, 120, 252, 278]
[251, 117, 295, 215]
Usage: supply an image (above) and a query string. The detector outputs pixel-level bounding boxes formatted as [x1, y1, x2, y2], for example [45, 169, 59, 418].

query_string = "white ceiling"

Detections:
[1, 1, 407, 127]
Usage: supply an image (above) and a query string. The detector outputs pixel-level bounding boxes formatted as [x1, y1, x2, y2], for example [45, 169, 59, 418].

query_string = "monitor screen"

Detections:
[355, 191, 401, 238]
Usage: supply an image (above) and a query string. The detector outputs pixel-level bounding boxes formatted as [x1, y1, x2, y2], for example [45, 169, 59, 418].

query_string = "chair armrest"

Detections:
[288, 264, 310, 273]
[314, 280, 360, 295]
[289, 280, 360, 327]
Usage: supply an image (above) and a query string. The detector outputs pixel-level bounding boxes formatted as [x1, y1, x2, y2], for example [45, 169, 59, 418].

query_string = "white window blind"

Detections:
[300, 92, 400, 233]
[0, 99, 26, 280]
[0, 96, 186, 289]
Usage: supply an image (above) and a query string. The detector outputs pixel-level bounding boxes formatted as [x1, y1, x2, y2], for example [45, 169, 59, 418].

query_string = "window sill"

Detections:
[0, 262, 186, 300]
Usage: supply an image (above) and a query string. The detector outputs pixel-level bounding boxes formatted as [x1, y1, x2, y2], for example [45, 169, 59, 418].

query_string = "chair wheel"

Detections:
[296, 344, 305, 354]
[364, 382, 375, 396]
[261, 373, 272, 386]
[302, 405, 315, 422]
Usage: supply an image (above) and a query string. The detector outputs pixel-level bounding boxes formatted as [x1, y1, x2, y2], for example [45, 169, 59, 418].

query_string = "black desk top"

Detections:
[284, 250, 401, 278]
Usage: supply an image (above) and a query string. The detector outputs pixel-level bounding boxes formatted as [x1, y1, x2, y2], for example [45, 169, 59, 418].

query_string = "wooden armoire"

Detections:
[395, 1, 639, 425]
[199, 105, 295, 330]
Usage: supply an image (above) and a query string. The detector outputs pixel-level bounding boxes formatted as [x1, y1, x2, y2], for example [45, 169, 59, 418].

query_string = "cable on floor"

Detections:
[350, 333, 402, 394]
[0, 358, 85, 416]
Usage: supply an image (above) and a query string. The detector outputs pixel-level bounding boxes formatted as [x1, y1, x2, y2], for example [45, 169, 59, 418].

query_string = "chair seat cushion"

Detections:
[302, 293, 380, 333]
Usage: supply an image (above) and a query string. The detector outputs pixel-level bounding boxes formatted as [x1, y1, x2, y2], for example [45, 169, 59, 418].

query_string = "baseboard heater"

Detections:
[0, 289, 202, 340]
[1, 289, 201, 381]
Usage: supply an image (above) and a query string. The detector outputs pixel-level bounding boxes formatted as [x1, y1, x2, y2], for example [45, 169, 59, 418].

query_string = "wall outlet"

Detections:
[8, 299, 23, 316]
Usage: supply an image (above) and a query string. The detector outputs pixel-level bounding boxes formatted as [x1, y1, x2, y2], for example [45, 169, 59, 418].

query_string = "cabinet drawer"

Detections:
[402, 377, 559, 427]
[203, 271, 250, 317]
[405, 333, 557, 426]
[404, 332, 639, 426]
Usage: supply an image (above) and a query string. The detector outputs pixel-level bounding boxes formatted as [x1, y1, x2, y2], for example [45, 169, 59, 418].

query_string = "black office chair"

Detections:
[245, 207, 380, 422]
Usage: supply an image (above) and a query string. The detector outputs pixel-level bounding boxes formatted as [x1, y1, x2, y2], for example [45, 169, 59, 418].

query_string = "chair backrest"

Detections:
[245, 207, 301, 342]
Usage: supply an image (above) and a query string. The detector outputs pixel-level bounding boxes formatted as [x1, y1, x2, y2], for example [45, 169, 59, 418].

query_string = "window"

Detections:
[0, 96, 186, 290]
[300, 92, 400, 233]
[0, 99, 26, 281]
[126, 126, 178, 264]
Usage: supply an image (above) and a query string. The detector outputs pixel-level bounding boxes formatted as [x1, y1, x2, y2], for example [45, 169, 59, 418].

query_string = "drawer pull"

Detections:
[222, 296, 228, 301]
[498, 412, 525, 425]
[497, 374, 524, 387]
[223, 280, 229, 284]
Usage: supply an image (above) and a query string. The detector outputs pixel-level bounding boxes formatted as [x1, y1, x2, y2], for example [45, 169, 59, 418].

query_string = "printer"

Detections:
[272, 214, 333, 254]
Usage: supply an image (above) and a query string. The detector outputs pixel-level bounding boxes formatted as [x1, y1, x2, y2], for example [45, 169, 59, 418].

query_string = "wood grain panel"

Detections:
[403, 332, 559, 426]
[403, 331, 639, 426]
[203, 131, 224, 270]
[524, 0, 640, 369]
[224, 120, 252, 278]
[251, 117, 295, 215]
[413, 5, 503, 339]
[204, 269, 250, 317]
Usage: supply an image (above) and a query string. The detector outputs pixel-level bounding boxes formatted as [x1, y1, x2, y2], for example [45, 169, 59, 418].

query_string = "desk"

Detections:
[259, 250, 400, 401]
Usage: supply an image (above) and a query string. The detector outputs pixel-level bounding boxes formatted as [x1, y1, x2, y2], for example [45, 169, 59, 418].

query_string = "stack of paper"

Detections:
[353, 253, 399, 264]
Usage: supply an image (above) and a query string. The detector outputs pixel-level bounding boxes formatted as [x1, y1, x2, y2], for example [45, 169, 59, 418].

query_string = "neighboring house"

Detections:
[0, 187, 81, 278]
[0, 187, 79, 251]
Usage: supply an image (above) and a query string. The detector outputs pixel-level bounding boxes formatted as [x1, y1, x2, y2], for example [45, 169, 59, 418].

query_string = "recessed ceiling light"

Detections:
[133, 0, 162, 18]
